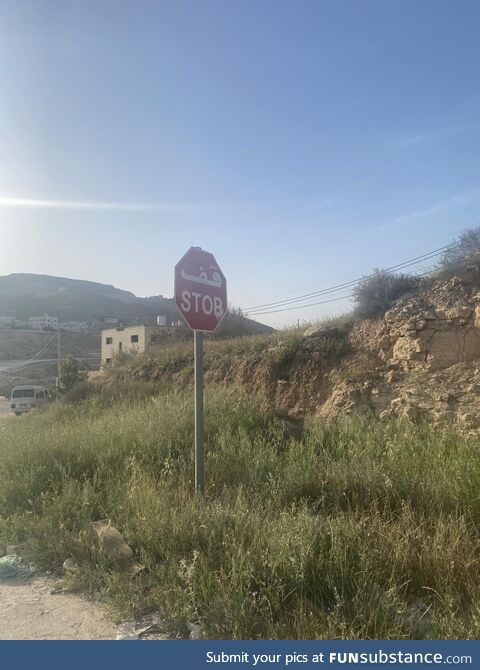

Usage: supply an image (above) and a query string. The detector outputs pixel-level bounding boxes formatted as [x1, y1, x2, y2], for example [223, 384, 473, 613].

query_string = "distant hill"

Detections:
[0, 273, 178, 325]
[0, 273, 272, 335]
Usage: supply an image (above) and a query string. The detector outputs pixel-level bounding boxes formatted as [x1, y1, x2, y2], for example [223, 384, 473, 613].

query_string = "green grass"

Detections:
[0, 387, 479, 639]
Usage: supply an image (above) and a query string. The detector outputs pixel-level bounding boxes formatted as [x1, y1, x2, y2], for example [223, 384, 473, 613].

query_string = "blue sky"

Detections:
[0, 0, 479, 326]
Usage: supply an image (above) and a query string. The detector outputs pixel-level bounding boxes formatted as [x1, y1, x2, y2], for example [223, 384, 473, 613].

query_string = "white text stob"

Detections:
[181, 290, 224, 318]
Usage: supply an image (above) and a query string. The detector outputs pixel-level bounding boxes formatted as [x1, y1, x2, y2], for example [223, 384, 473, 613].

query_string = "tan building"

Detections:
[101, 325, 158, 365]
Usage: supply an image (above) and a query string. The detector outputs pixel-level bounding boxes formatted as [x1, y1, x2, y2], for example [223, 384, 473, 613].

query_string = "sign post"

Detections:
[175, 247, 227, 493]
[194, 330, 204, 491]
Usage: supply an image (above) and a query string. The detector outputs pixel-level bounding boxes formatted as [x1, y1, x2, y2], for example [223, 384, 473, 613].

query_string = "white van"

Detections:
[10, 386, 49, 416]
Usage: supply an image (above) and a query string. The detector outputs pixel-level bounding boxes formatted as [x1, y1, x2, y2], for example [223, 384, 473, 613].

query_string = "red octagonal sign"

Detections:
[175, 247, 228, 332]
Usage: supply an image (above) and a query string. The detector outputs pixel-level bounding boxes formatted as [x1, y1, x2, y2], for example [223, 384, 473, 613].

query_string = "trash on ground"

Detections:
[116, 613, 165, 641]
[63, 558, 80, 573]
[6, 545, 25, 555]
[116, 621, 138, 641]
[92, 519, 144, 574]
[187, 621, 204, 640]
[0, 555, 35, 580]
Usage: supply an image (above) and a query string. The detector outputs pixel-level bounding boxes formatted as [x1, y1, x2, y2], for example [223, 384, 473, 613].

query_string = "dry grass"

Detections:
[0, 387, 479, 639]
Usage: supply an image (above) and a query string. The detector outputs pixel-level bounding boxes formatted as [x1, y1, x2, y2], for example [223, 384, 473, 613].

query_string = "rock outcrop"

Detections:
[321, 276, 480, 428]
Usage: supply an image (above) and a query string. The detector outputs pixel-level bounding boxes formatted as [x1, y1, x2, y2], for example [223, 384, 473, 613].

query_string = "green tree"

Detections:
[60, 355, 85, 391]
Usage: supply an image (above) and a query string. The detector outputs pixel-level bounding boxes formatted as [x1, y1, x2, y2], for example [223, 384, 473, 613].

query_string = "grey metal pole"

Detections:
[194, 330, 204, 493]
[57, 327, 61, 389]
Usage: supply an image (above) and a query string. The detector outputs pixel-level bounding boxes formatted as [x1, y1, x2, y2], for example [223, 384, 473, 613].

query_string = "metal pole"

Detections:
[194, 330, 204, 493]
[57, 327, 61, 389]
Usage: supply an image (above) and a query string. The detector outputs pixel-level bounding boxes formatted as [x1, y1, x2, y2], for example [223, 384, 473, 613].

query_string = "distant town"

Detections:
[0, 312, 182, 333]
[0, 311, 186, 368]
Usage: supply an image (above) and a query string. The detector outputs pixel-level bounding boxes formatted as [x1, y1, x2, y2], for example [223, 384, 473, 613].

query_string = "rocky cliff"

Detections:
[323, 275, 480, 428]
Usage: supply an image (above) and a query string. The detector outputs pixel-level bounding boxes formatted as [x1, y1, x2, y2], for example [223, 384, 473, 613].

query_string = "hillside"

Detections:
[0, 274, 272, 395]
[0, 273, 177, 324]
[0, 274, 272, 336]
[104, 271, 480, 430]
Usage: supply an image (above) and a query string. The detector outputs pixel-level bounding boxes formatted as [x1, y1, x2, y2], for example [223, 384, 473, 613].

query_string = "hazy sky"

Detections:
[0, 0, 479, 326]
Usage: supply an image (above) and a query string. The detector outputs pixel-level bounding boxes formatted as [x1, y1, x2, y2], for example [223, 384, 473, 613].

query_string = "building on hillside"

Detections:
[59, 320, 90, 332]
[29, 314, 59, 330]
[103, 317, 121, 327]
[101, 325, 159, 365]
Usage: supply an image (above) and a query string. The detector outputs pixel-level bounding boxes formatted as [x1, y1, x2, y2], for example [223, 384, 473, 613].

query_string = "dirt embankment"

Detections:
[109, 275, 480, 429]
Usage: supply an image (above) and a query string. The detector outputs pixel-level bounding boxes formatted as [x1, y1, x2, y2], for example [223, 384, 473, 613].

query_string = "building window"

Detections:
[106, 337, 113, 345]
[131, 334, 139, 343]
[106, 358, 112, 364]
[119, 342, 123, 351]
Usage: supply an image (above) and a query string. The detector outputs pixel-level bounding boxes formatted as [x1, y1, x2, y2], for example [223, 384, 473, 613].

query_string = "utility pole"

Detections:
[57, 327, 61, 389]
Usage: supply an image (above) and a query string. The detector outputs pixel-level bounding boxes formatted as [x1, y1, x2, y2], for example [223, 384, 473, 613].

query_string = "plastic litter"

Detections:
[92, 520, 144, 575]
[6, 545, 25, 555]
[187, 622, 204, 640]
[0, 555, 35, 580]
[116, 622, 138, 641]
[116, 613, 165, 641]
[63, 558, 80, 573]
[92, 520, 134, 565]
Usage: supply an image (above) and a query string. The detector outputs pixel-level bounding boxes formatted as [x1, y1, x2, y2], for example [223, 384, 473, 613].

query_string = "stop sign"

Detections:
[175, 247, 228, 332]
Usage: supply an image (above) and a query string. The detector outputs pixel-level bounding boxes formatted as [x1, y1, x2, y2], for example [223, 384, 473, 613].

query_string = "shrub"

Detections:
[60, 355, 86, 390]
[437, 226, 480, 276]
[62, 380, 94, 404]
[353, 269, 418, 318]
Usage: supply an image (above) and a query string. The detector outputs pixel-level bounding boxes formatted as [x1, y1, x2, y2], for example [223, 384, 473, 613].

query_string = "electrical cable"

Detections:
[243, 244, 454, 315]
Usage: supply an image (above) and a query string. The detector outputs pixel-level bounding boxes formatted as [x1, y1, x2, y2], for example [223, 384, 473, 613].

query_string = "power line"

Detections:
[249, 293, 355, 316]
[244, 245, 450, 313]
[3, 334, 59, 374]
[246, 256, 447, 317]
[244, 228, 466, 305]
[243, 243, 453, 315]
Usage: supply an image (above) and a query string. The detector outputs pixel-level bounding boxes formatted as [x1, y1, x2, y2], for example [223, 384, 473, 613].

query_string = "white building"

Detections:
[59, 320, 90, 332]
[29, 314, 59, 330]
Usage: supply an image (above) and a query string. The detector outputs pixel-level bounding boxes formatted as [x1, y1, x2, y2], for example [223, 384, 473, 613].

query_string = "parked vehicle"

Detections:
[10, 385, 49, 416]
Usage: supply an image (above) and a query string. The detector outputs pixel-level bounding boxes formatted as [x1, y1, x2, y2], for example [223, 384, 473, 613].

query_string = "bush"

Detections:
[62, 381, 94, 404]
[437, 226, 480, 276]
[60, 355, 86, 391]
[353, 269, 418, 318]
